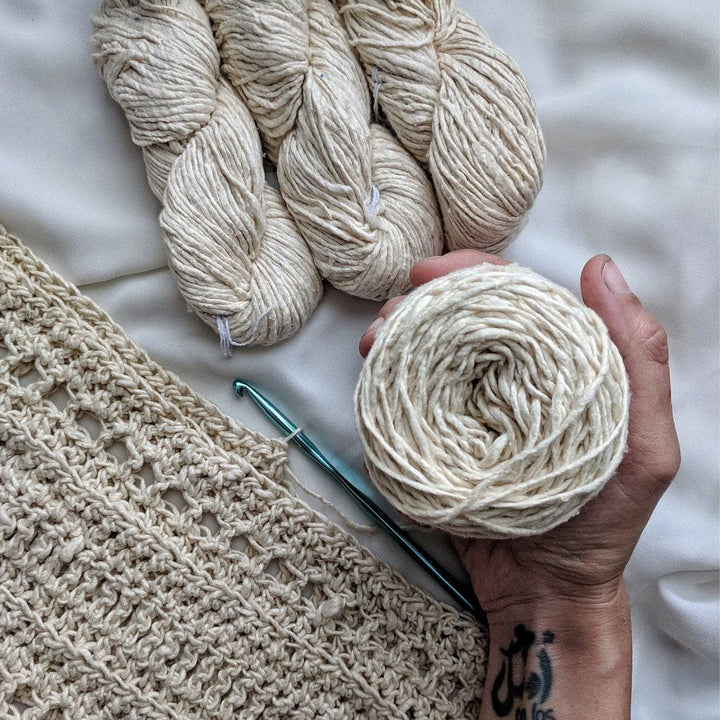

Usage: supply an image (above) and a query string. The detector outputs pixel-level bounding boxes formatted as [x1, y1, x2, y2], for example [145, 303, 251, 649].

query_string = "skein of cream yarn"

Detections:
[355, 264, 629, 539]
[202, 0, 444, 301]
[336, 0, 546, 254]
[94, 0, 322, 346]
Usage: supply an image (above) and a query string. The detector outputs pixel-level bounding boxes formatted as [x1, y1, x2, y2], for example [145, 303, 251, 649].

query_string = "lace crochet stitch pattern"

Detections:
[0, 226, 487, 719]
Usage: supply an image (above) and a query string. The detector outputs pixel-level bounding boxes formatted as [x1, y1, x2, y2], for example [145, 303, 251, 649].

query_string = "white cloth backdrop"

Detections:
[1, 1, 718, 717]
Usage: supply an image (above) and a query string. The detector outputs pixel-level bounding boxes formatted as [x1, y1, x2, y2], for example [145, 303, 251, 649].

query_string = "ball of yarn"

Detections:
[337, 0, 546, 254]
[355, 264, 629, 539]
[94, 0, 322, 346]
[203, 0, 444, 301]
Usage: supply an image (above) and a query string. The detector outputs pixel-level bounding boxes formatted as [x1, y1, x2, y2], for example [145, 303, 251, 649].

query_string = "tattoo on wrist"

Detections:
[491, 625, 556, 719]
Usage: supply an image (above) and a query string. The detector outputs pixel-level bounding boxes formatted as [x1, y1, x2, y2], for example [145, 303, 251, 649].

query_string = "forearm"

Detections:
[479, 583, 632, 720]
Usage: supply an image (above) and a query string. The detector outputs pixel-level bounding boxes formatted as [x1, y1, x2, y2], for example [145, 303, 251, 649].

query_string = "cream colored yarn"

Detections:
[337, 0, 546, 254]
[94, 0, 322, 346]
[355, 264, 629, 539]
[0, 227, 487, 718]
[202, 0, 444, 300]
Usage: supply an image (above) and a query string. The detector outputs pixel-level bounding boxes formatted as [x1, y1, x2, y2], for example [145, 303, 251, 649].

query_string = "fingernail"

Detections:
[364, 316, 384, 337]
[602, 257, 632, 296]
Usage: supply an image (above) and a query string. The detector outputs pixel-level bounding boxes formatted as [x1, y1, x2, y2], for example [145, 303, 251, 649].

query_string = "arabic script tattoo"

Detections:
[490, 625, 556, 719]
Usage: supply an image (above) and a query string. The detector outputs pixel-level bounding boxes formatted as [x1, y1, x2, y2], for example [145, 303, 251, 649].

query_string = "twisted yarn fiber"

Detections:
[94, 0, 322, 346]
[0, 227, 487, 718]
[203, 0, 444, 300]
[355, 264, 629, 539]
[337, 0, 546, 254]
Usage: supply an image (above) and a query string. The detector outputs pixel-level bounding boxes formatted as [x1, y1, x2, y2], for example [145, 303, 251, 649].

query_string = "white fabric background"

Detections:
[1, 1, 718, 717]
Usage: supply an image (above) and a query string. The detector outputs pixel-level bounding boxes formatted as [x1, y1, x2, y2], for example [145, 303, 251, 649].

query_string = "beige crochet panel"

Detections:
[0, 227, 487, 718]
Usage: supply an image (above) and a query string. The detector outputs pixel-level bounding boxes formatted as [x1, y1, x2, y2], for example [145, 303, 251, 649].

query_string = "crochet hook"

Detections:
[233, 379, 485, 622]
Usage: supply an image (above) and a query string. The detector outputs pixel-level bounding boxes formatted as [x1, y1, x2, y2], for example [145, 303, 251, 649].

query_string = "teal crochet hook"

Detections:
[233, 379, 485, 622]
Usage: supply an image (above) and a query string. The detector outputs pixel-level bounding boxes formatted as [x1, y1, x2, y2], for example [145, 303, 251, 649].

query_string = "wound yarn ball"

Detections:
[355, 264, 629, 539]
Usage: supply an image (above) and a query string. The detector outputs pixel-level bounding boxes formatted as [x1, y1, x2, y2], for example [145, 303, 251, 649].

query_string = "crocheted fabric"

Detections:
[0, 226, 487, 719]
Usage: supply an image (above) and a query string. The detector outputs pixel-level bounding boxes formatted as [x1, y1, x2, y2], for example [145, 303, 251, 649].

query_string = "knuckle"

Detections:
[635, 317, 669, 366]
[663, 442, 682, 483]
[650, 449, 681, 486]
[627, 432, 681, 487]
[379, 295, 405, 318]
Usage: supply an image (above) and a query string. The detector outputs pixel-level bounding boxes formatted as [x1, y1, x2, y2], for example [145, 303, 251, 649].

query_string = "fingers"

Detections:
[410, 249, 509, 287]
[360, 250, 509, 356]
[581, 255, 680, 506]
[358, 295, 406, 357]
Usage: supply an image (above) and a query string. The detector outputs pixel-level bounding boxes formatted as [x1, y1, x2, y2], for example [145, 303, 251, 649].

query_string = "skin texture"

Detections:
[359, 250, 680, 718]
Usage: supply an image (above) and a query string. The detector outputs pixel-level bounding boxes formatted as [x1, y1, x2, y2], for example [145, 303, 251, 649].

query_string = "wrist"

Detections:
[484, 580, 631, 658]
[479, 582, 632, 719]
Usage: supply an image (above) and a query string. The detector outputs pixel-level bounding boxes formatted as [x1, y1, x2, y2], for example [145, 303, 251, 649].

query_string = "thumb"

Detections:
[581, 255, 680, 501]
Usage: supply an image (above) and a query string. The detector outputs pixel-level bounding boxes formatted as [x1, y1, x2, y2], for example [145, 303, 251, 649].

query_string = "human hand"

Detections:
[359, 250, 680, 718]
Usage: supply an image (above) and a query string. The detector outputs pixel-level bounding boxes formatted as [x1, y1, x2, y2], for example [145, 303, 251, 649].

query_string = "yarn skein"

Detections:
[202, 0, 444, 301]
[337, 0, 546, 254]
[355, 264, 629, 539]
[94, 0, 322, 346]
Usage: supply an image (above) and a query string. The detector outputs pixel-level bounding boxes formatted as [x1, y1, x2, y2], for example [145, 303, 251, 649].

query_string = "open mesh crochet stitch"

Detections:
[0, 226, 487, 719]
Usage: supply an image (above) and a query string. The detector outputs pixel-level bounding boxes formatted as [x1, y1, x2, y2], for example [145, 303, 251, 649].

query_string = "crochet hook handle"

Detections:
[233, 379, 485, 622]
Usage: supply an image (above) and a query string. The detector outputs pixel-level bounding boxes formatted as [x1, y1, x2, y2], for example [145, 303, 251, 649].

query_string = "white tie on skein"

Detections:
[355, 264, 629, 539]
[216, 308, 271, 357]
[337, 0, 546, 254]
[202, 0, 444, 301]
[93, 0, 322, 346]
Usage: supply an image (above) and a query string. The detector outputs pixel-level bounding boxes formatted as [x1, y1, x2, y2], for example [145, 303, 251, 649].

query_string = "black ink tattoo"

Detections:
[491, 625, 557, 718]
[491, 624, 535, 716]
[525, 671, 541, 700]
[537, 647, 552, 704]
